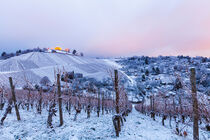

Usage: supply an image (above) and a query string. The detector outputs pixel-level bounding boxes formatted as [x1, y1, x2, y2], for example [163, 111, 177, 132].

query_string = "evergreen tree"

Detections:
[73, 50, 77, 55]
[142, 75, 146, 81]
[1, 52, 6, 57]
[145, 57, 149, 64]
[145, 70, 149, 76]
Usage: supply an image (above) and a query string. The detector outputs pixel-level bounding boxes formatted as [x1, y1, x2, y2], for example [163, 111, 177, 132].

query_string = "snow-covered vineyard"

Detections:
[1, 105, 209, 140]
[0, 52, 209, 140]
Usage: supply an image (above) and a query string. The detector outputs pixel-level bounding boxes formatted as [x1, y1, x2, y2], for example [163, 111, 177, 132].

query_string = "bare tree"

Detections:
[1, 98, 12, 125]
[47, 100, 57, 128]
[87, 94, 91, 119]
[150, 95, 155, 121]
[0, 86, 5, 110]
[102, 92, 104, 115]
[23, 73, 33, 111]
[74, 96, 81, 121]
[37, 88, 43, 114]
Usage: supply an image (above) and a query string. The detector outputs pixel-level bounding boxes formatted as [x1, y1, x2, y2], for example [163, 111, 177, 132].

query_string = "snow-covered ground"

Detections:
[0, 105, 208, 140]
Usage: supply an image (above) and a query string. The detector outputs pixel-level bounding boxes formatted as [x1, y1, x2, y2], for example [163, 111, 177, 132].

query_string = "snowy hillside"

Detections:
[0, 52, 122, 87]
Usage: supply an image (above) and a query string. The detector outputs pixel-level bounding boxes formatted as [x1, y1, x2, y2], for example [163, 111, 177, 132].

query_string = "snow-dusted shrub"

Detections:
[40, 76, 51, 86]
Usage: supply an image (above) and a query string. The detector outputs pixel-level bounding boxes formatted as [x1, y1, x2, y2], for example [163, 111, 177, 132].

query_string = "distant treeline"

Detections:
[0, 47, 43, 60]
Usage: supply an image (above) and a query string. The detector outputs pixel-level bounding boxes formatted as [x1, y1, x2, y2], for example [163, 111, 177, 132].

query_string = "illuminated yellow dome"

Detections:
[55, 47, 62, 50]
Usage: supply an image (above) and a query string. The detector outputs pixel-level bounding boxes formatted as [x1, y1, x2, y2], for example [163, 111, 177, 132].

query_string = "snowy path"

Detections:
[120, 106, 181, 140]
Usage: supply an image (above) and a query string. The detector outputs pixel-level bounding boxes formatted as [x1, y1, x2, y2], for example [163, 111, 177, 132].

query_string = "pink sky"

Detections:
[0, 0, 210, 57]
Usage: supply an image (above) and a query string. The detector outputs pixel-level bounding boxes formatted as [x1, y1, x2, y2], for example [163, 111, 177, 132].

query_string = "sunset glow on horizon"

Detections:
[0, 0, 210, 57]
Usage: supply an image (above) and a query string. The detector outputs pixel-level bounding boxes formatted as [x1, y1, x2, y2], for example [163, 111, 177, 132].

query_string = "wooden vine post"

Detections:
[9, 77, 21, 121]
[114, 69, 120, 137]
[190, 68, 199, 140]
[57, 74, 63, 126]
[97, 89, 100, 117]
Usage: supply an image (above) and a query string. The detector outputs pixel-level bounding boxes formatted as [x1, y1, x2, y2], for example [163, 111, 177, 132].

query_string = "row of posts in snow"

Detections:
[0, 70, 131, 137]
[135, 68, 208, 140]
[1, 68, 207, 139]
